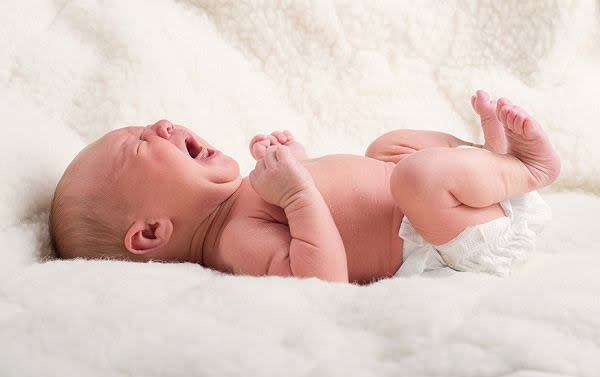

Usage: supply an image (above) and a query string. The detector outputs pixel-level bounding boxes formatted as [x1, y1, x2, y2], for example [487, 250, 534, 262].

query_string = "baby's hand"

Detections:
[249, 145, 315, 208]
[249, 130, 307, 161]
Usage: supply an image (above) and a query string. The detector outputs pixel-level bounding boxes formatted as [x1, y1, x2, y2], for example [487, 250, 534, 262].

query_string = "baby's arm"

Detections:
[249, 145, 348, 283]
[365, 130, 479, 163]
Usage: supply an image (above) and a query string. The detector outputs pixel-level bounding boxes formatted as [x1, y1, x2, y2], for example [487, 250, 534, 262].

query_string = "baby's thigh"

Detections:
[390, 148, 506, 244]
[413, 203, 505, 245]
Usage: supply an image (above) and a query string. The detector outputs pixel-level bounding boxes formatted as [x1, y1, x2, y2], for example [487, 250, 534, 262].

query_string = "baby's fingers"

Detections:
[264, 145, 279, 169]
[283, 130, 293, 138]
[271, 131, 291, 145]
[251, 142, 268, 160]
[274, 144, 295, 163]
[249, 134, 267, 148]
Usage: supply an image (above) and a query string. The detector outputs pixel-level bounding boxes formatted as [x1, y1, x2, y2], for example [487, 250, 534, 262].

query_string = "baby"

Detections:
[50, 90, 560, 284]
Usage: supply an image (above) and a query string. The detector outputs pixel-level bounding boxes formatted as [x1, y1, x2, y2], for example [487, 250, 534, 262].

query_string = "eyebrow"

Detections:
[111, 129, 140, 177]
[117, 137, 128, 165]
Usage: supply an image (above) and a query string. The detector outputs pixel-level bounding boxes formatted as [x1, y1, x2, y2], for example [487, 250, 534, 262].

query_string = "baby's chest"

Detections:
[217, 217, 291, 276]
[215, 182, 291, 274]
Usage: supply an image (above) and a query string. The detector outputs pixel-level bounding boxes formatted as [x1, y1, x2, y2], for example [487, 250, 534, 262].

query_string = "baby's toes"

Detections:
[508, 106, 528, 134]
[496, 98, 511, 121]
[497, 97, 512, 109]
[513, 108, 527, 130]
[507, 108, 520, 131]
[471, 90, 491, 114]
[498, 104, 510, 125]
[475, 90, 490, 107]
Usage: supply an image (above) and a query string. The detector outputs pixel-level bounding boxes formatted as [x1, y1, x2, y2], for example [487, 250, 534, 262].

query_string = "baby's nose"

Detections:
[150, 119, 174, 139]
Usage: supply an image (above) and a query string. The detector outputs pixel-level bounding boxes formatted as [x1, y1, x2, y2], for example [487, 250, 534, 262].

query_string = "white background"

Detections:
[1, 1, 600, 376]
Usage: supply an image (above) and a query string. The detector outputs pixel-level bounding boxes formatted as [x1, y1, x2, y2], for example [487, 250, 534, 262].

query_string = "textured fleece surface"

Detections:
[1, 1, 600, 376]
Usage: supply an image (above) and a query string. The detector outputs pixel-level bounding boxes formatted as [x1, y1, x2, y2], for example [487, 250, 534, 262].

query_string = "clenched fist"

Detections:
[249, 130, 307, 161]
[249, 145, 315, 208]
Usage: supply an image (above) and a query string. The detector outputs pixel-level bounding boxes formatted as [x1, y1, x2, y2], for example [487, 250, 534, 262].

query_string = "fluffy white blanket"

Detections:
[2, 1, 600, 376]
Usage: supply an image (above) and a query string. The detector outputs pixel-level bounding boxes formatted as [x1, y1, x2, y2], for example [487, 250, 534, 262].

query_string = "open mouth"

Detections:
[185, 136, 215, 161]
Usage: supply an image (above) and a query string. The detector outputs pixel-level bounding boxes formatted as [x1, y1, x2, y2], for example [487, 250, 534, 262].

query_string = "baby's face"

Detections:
[72, 120, 241, 231]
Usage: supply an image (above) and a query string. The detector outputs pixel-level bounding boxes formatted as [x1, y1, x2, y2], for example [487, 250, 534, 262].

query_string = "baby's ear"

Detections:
[124, 218, 173, 255]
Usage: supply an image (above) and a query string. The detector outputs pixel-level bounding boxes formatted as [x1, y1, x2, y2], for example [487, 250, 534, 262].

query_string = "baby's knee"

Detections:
[389, 148, 454, 205]
[390, 154, 430, 201]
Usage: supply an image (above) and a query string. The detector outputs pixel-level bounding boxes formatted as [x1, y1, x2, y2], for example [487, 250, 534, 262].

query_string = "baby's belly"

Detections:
[337, 205, 405, 283]
[303, 155, 405, 283]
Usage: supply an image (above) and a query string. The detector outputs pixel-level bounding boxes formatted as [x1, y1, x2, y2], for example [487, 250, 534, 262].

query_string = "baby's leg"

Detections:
[365, 129, 476, 163]
[391, 104, 560, 245]
[391, 148, 521, 244]
[367, 90, 512, 163]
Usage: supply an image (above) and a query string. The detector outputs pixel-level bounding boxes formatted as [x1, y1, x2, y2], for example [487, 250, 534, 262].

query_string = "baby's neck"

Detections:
[188, 185, 242, 266]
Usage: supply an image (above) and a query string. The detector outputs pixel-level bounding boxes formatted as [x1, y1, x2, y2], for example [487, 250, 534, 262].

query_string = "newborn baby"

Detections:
[50, 90, 560, 284]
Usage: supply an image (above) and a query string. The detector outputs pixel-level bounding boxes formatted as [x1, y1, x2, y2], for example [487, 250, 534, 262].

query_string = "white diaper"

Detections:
[395, 191, 551, 277]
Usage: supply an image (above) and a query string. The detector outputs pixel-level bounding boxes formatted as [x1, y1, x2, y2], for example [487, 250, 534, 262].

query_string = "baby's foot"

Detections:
[496, 99, 561, 189]
[471, 90, 507, 154]
[249, 130, 307, 161]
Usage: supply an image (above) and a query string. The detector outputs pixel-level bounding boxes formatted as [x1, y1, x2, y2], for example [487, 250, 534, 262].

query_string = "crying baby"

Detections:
[50, 90, 559, 284]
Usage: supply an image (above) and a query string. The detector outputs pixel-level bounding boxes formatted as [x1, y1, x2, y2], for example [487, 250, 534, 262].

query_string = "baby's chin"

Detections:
[213, 154, 242, 184]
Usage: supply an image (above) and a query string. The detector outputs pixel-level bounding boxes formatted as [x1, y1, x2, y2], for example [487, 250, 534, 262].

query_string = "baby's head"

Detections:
[50, 120, 242, 263]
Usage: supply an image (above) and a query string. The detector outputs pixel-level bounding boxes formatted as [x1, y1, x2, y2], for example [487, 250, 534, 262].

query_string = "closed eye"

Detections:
[135, 128, 145, 155]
